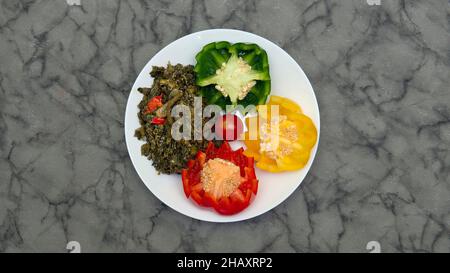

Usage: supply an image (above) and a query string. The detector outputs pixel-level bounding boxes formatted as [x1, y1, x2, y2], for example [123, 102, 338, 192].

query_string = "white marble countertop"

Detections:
[0, 0, 449, 252]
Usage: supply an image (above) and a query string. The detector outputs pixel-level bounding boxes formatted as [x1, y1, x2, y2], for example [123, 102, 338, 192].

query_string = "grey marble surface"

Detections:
[0, 0, 449, 253]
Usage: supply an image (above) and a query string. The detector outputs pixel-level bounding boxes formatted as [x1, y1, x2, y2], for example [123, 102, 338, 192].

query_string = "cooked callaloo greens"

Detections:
[135, 64, 220, 174]
[194, 41, 271, 109]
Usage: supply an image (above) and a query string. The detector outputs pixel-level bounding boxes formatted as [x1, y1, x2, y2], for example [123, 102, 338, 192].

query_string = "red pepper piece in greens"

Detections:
[151, 117, 165, 125]
[144, 95, 163, 114]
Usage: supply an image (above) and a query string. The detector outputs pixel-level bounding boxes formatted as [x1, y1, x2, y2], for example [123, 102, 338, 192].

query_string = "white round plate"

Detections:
[125, 29, 320, 222]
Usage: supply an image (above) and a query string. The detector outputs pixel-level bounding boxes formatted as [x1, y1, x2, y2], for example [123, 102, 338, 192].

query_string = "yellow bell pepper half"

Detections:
[243, 95, 318, 172]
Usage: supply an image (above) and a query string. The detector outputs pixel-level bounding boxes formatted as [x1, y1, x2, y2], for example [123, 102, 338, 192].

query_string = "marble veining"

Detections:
[0, 0, 449, 252]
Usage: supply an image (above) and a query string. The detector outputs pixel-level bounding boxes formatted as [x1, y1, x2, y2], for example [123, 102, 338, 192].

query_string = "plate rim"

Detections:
[124, 28, 321, 223]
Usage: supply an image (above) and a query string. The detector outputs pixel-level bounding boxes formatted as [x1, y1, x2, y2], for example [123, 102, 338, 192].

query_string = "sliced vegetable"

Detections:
[181, 142, 258, 215]
[151, 117, 166, 125]
[194, 41, 271, 108]
[243, 95, 317, 172]
[214, 114, 244, 141]
[144, 95, 163, 114]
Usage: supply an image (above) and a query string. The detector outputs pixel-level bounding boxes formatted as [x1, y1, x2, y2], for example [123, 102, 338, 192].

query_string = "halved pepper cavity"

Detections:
[194, 41, 271, 109]
[243, 95, 318, 172]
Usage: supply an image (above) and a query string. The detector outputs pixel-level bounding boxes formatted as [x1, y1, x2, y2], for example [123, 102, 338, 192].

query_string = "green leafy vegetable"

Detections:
[194, 41, 271, 109]
[135, 64, 222, 174]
